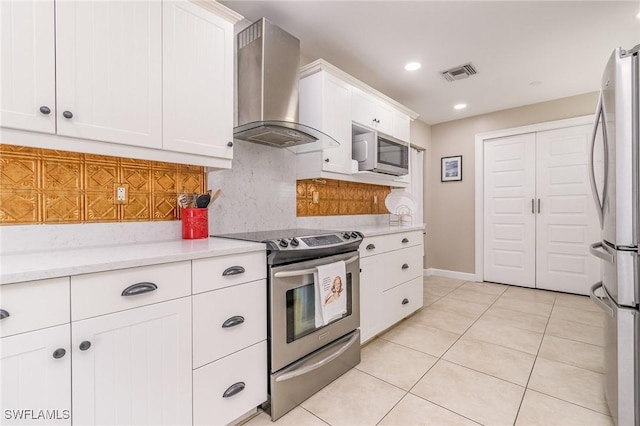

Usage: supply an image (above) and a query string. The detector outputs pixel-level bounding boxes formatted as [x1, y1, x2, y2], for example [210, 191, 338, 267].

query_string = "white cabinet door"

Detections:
[0, 0, 56, 134]
[1, 325, 71, 425]
[535, 125, 601, 295]
[483, 133, 537, 288]
[72, 297, 192, 426]
[163, 1, 234, 159]
[392, 110, 410, 143]
[321, 73, 353, 174]
[55, 0, 162, 148]
[359, 254, 382, 343]
[351, 87, 377, 129]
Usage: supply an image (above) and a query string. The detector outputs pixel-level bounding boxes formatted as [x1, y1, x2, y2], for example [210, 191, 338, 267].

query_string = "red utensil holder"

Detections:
[181, 208, 208, 239]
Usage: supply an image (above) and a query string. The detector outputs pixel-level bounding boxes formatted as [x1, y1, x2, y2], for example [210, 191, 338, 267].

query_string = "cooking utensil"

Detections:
[208, 189, 222, 207]
[196, 193, 211, 208]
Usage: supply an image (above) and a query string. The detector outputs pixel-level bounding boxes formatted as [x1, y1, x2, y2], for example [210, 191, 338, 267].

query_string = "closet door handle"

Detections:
[531, 199, 535, 214]
[537, 199, 541, 214]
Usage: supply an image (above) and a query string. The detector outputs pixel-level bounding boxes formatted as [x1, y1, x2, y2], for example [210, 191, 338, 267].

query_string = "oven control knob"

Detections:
[343, 233, 351, 239]
[350, 232, 358, 239]
[290, 238, 299, 247]
[279, 239, 289, 248]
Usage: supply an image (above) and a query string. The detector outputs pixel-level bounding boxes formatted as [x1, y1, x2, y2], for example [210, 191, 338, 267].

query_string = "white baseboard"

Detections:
[425, 268, 479, 282]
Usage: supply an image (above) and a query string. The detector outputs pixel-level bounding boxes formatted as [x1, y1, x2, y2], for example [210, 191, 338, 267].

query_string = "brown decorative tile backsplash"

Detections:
[0, 144, 205, 225]
[297, 179, 391, 216]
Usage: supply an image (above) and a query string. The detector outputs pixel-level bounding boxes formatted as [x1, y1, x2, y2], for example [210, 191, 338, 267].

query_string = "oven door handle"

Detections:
[273, 255, 359, 278]
[275, 332, 360, 383]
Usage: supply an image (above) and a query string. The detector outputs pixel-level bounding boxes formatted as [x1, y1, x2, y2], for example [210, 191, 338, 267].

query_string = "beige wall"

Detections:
[427, 91, 599, 274]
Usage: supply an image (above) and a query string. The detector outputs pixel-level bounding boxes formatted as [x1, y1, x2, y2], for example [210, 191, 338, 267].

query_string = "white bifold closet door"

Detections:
[484, 124, 601, 295]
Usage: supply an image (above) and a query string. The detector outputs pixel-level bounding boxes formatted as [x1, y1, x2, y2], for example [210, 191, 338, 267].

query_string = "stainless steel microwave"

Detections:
[352, 130, 409, 176]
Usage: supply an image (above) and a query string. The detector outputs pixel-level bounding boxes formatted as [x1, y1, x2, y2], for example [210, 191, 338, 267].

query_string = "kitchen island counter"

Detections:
[0, 238, 265, 285]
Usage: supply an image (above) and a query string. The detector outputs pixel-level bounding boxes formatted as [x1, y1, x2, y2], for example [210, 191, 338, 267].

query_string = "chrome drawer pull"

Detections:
[222, 382, 246, 398]
[222, 266, 246, 276]
[402, 238, 409, 243]
[402, 298, 409, 305]
[401, 264, 409, 270]
[0, 309, 9, 320]
[121, 282, 158, 297]
[222, 315, 245, 328]
[366, 244, 376, 250]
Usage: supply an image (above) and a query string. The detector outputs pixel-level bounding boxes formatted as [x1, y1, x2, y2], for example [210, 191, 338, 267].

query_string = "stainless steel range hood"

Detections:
[234, 18, 338, 150]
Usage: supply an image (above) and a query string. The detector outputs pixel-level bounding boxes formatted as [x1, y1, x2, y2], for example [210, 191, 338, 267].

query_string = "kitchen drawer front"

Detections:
[193, 341, 267, 426]
[381, 245, 424, 291]
[0, 277, 70, 338]
[192, 279, 267, 368]
[359, 230, 423, 258]
[71, 261, 191, 321]
[192, 251, 266, 294]
[381, 276, 423, 328]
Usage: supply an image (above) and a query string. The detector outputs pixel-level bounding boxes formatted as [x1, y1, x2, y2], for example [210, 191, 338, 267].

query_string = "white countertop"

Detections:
[0, 238, 265, 285]
[356, 224, 425, 237]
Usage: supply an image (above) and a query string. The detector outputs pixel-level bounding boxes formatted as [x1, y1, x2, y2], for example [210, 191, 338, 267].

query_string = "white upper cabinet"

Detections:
[0, 0, 56, 134]
[351, 87, 394, 135]
[393, 110, 411, 143]
[0, 0, 241, 168]
[299, 70, 353, 175]
[55, 1, 163, 148]
[163, 0, 235, 159]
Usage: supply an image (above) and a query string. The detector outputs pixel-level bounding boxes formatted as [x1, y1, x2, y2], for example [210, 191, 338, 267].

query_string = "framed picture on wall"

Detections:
[441, 155, 462, 182]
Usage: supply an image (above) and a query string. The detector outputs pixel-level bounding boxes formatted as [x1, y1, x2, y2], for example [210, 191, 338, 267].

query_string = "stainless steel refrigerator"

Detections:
[589, 44, 639, 426]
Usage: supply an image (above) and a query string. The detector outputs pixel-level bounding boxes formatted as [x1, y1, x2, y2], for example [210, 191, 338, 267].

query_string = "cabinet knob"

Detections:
[401, 238, 409, 243]
[227, 141, 233, 147]
[324, 158, 330, 162]
[62, 111, 73, 119]
[52, 348, 66, 359]
[366, 244, 376, 251]
[222, 382, 246, 398]
[401, 263, 409, 270]
[79, 341, 92, 351]
[39, 106, 51, 115]
[401, 298, 409, 305]
[0, 309, 9, 320]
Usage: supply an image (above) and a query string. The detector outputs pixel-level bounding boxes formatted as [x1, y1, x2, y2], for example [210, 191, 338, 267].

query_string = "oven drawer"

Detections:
[193, 279, 267, 368]
[0, 277, 70, 338]
[381, 245, 424, 291]
[71, 261, 191, 321]
[192, 251, 266, 294]
[360, 230, 422, 258]
[381, 276, 423, 327]
[193, 341, 267, 426]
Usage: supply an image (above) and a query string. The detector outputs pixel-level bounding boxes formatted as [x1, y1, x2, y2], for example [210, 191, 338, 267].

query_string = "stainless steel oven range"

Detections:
[215, 229, 363, 420]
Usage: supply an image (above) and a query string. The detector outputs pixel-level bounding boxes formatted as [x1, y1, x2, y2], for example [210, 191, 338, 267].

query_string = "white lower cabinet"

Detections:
[1, 325, 71, 425]
[359, 230, 424, 343]
[71, 297, 192, 426]
[193, 341, 267, 426]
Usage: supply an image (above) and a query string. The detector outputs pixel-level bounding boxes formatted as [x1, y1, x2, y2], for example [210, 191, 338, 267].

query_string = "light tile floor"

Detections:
[245, 277, 612, 426]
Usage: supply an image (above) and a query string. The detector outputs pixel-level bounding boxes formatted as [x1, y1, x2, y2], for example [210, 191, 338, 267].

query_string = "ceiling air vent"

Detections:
[441, 63, 478, 82]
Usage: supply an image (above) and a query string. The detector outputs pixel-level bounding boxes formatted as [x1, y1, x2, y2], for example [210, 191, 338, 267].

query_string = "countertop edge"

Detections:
[356, 224, 425, 237]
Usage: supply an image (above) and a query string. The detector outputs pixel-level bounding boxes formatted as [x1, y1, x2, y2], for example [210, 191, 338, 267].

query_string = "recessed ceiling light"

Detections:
[404, 62, 421, 71]
[454, 103, 467, 110]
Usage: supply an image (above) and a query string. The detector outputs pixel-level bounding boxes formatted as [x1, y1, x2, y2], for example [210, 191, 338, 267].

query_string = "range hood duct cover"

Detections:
[234, 18, 334, 149]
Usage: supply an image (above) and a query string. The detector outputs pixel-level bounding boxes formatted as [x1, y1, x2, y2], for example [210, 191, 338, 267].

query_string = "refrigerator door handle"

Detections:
[588, 92, 609, 228]
[589, 242, 615, 264]
[589, 282, 614, 318]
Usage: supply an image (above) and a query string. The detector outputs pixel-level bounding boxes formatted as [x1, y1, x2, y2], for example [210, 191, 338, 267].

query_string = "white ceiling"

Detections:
[220, 1, 639, 125]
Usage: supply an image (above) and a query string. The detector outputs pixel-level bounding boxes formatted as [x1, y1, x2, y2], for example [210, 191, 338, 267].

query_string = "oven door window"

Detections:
[286, 272, 352, 343]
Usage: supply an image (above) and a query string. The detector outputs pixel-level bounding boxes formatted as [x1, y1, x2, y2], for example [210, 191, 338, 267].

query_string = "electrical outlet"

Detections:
[312, 191, 319, 204]
[113, 183, 129, 205]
